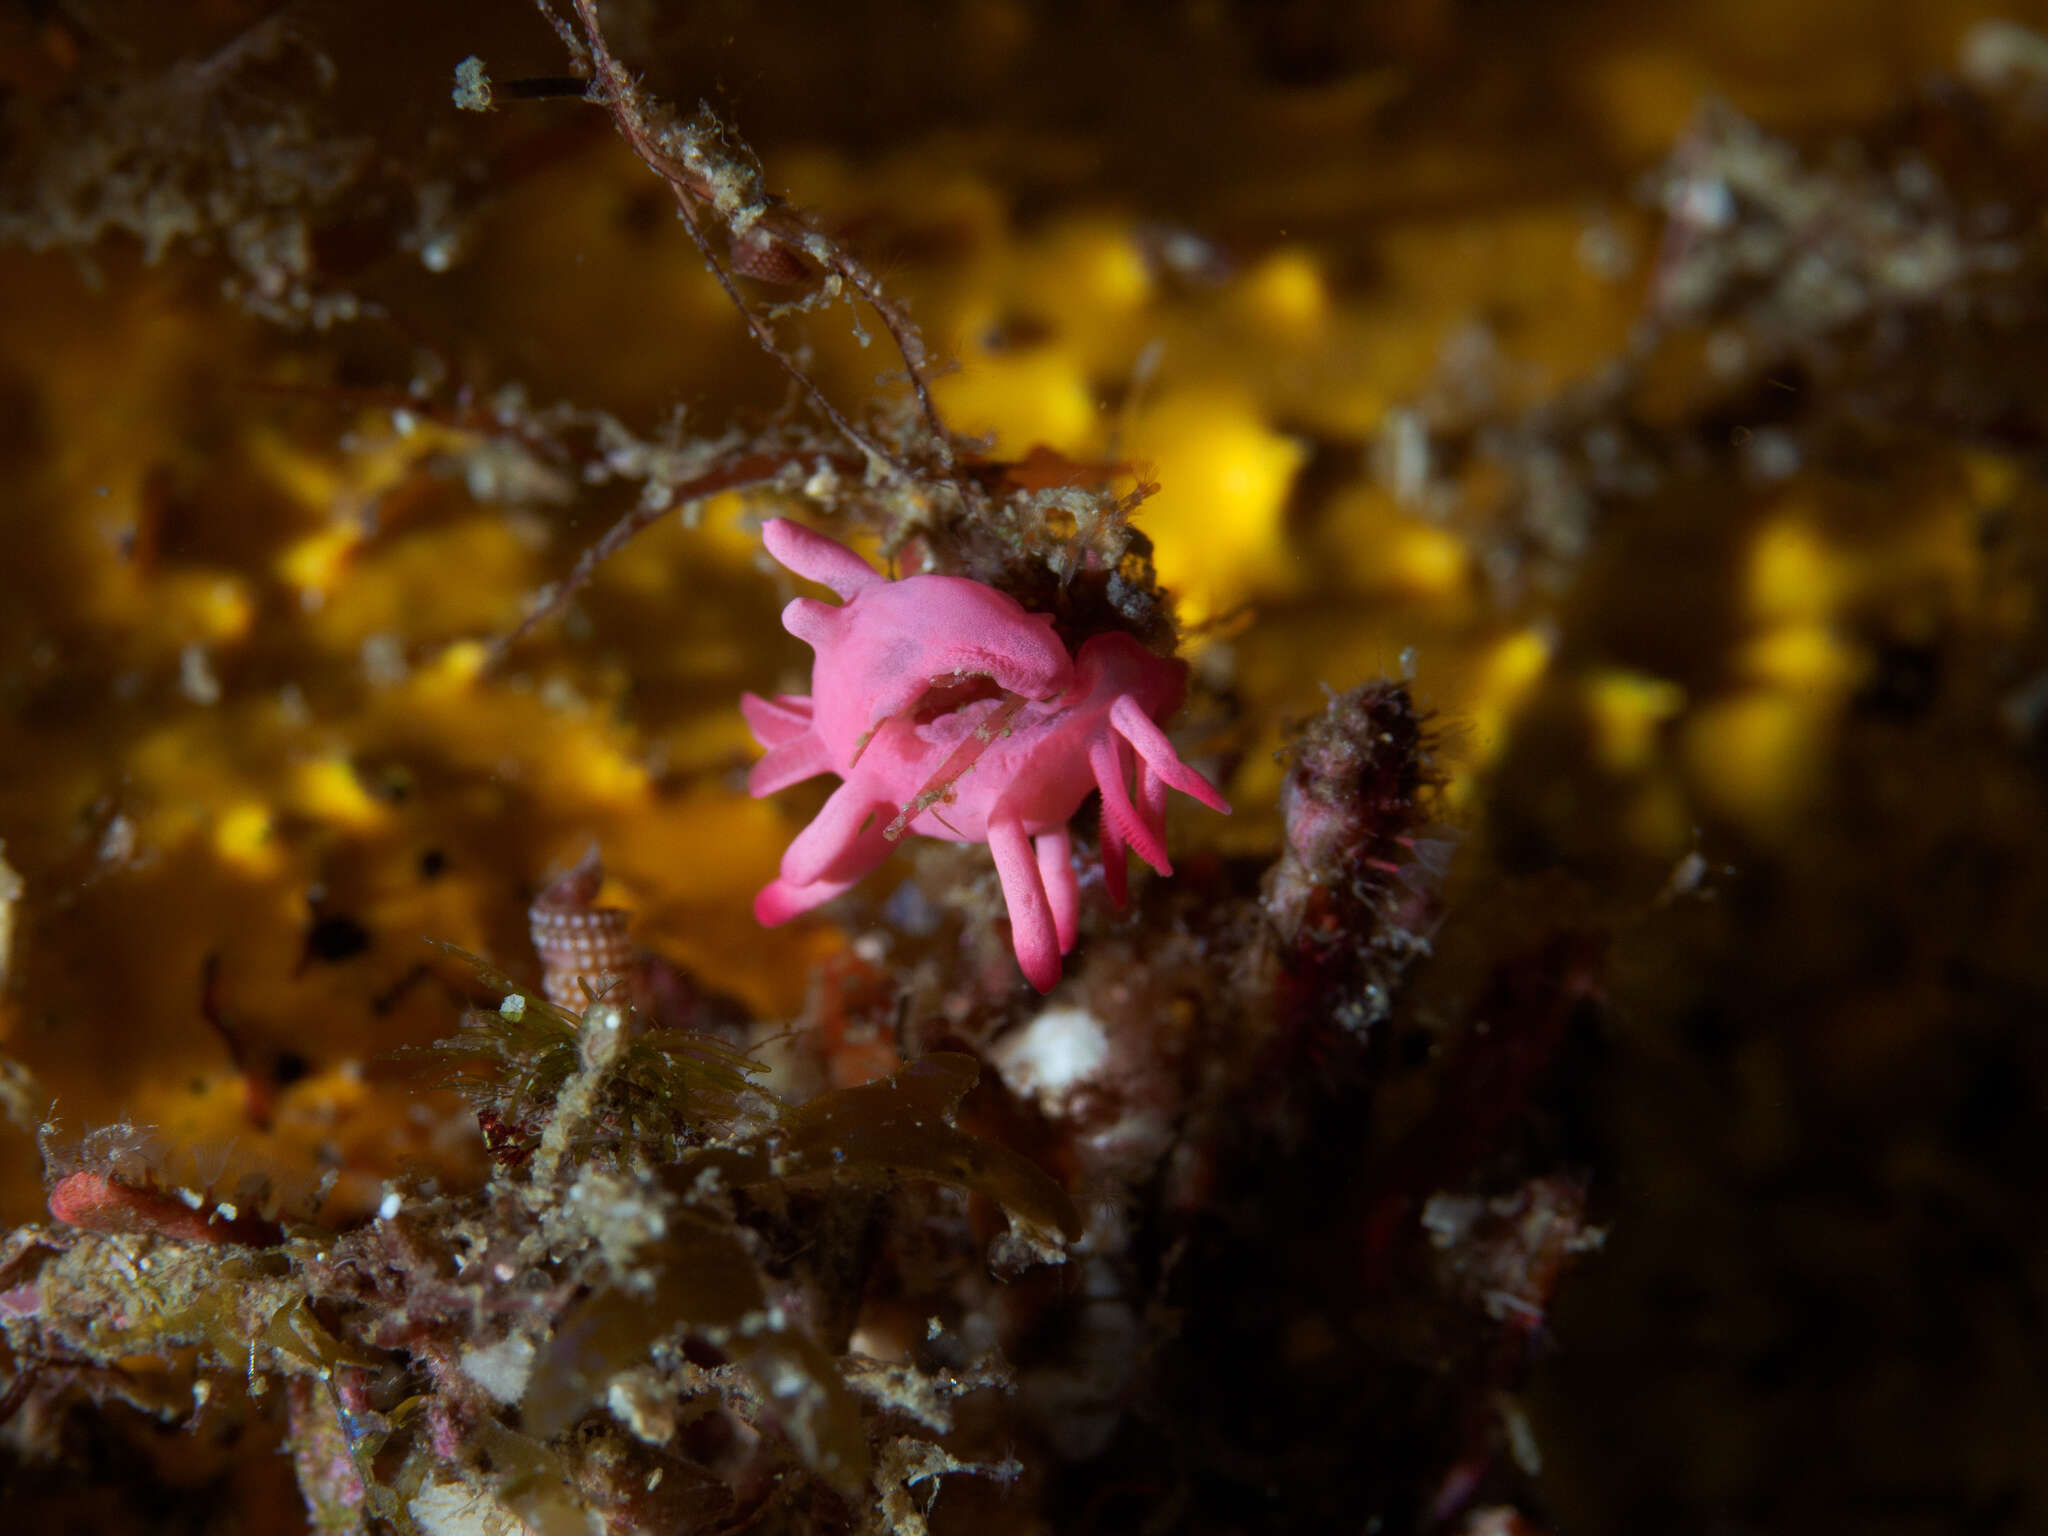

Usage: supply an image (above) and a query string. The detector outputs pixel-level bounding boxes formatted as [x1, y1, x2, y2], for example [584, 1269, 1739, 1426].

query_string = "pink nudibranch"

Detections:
[743, 517, 1230, 991]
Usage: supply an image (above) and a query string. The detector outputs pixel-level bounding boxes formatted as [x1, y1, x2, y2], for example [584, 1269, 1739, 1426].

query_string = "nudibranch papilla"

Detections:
[743, 518, 1229, 991]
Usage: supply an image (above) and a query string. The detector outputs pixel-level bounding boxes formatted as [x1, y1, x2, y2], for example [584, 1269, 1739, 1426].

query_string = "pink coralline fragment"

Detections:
[47, 1168, 282, 1246]
[743, 518, 1229, 992]
[0, 1283, 40, 1319]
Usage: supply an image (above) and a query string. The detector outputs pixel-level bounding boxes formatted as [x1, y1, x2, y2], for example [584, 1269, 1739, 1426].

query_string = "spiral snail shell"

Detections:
[529, 848, 633, 1011]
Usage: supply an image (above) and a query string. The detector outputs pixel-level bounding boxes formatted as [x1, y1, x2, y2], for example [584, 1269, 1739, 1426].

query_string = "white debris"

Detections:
[988, 1006, 1110, 1116]
[1960, 20, 2048, 88]
[459, 1334, 536, 1405]
[451, 56, 493, 113]
[607, 1369, 678, 1445]
[409, 1476, 522, 1536]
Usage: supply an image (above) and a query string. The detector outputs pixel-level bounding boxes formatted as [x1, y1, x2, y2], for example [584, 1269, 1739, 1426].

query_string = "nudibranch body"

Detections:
[743, 518, 1229, 992]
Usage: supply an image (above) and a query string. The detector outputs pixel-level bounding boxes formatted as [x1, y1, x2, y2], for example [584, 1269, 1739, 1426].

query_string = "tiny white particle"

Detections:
[179, 644, 222, 707]
[360, 633, 408, 688]
[378, 1190, 403, 1220]
[1672, 175, 1735, 230]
